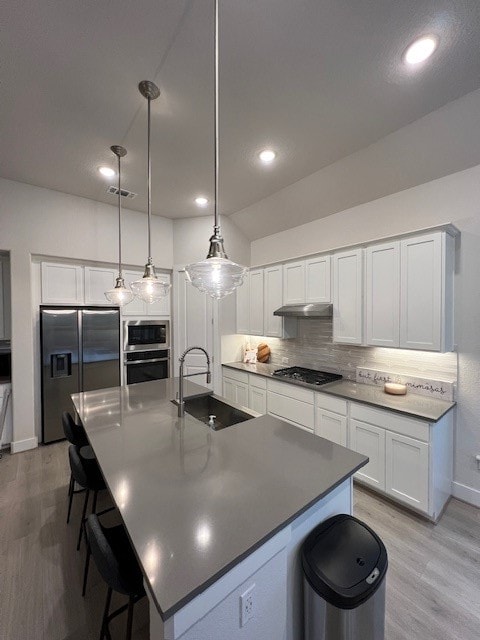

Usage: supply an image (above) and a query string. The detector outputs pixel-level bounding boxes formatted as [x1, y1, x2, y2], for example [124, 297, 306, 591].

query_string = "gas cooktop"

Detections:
[272, 366, 342, 386]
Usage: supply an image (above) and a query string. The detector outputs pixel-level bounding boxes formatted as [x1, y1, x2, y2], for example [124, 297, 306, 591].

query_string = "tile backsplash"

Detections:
[246, 317, 458, 383]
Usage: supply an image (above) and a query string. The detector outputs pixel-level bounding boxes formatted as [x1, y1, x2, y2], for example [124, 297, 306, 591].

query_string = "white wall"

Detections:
[173, 215, 251, 266]
[249, 165, 480, 504]
[0, 177, 173, 451]
[232, 88, 480, 241]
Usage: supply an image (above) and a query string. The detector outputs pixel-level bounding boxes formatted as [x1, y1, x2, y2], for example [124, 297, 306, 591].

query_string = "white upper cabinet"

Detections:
[284, 256, 331, 305]
[249, 269, 264, 336]
[236, 271, 250, 334]
[264, 265, 283, 337]
[147, 272, 171, 316]
[121, 269, 171, 317]
[84, 266, 117, 305]
[400, 232, 453, 351]
[41, 262, 84, 304]
[366, 242, 400, 347]
[332, 249, 364, 345]
[306, 256, 331, 303]
[121, 269, 147, 316]
[40, 261, 172, 317]
[283, 261, 305, 304]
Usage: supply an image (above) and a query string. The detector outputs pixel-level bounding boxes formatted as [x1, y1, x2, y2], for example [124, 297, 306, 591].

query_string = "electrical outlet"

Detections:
[240, 584, 255, 627]
[282, 357, 289, 364]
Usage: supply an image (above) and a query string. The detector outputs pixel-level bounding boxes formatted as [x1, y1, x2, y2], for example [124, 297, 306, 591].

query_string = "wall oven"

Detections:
[124, 349, 170, 385]
[123, 320, 169, 352]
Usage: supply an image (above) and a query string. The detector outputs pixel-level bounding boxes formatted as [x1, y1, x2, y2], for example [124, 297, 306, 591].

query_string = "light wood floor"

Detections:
[1, 442, 479, 640]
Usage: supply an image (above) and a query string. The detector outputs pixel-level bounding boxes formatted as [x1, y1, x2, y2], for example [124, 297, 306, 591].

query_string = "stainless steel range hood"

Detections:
[273, 303, 333, 318]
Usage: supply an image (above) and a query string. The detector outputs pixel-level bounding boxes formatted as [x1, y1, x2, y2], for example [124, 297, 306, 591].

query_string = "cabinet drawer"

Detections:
[268, 392, 315, 430]
[249, 374, 267, 390]
[267, 379, 314, 404]
[350, 402, 430, 442]
[222, 368, 249, 384]
[316, 392, 347, 415]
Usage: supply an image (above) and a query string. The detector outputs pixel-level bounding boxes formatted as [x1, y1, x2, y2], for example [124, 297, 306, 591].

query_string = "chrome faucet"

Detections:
[177, 347, 211, 417]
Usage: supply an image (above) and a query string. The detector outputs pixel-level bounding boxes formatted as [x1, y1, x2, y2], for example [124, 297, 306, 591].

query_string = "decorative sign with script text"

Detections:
[356, 367, 455, 401]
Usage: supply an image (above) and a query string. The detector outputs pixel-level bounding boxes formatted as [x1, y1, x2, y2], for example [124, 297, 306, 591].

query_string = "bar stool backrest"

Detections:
[68, 445, 89, 489]
[86, 515, 132, 596]
[62, 412, 88, 447]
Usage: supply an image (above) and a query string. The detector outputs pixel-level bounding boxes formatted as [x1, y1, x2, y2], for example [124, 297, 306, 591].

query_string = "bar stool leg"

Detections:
[100, 586, 113, 640]
[91, 489, 99, 516]
[67, 477, 75, 524]
[77, 489, 90, 551]
[82, 543, 91, 597]
[126, 596, 135, 640]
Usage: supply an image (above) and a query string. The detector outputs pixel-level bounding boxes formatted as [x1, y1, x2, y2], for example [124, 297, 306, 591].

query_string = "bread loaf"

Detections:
[257, 343, 270, 363]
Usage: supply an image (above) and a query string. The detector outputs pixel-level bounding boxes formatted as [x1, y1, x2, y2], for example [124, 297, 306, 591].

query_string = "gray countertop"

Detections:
[72, 378, 366, 620]
[222, 362, 456, 423]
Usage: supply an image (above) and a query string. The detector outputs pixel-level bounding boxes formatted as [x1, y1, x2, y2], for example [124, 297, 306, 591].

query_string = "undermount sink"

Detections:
[181, 395, 255, 431]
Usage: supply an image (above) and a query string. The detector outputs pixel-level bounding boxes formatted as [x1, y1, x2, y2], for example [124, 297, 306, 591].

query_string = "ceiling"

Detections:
[2, 0, 480, 236]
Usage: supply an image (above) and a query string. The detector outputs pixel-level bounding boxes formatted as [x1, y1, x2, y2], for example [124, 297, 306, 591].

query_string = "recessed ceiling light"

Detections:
[259, 149, 276, 164]
[195, 196, 209, 207]
[404, 36, 438, 65]
[98, 166, 115, 178]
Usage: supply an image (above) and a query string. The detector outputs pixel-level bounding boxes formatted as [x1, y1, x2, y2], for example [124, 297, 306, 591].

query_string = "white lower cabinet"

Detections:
[249, 375, 267, 414]
[349, 420, 386, 491]
[267, 379, 315, 432]
[385, 431, 429, 513]
[221, 369, 452, 521]
[222, 369, 249, 408]
[348, 402, 452, 521]
[315, 408, 347, 447]
[315, 394, 348, 446]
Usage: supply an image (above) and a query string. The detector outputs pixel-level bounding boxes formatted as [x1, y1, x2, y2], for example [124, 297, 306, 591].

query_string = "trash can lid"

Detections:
[302, 514, 388, 609]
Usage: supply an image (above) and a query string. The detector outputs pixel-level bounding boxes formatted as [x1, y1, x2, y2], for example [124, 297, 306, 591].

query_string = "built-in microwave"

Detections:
[123, 320, 169, 352]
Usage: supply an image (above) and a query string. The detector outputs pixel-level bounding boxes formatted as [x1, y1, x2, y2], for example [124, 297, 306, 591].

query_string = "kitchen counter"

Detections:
[71, 378, 366, 630]
[223, 361, 456, 422]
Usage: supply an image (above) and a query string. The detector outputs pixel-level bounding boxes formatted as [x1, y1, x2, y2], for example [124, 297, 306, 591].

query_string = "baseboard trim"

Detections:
[11, 437, 38, 454]
[452, 481, 480, 509]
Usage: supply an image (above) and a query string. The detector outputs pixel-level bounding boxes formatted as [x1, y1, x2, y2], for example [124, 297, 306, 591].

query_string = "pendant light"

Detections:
[104, 145, 135, 306]
[131, 80, 171, 303]
[185, 0, 247, 299]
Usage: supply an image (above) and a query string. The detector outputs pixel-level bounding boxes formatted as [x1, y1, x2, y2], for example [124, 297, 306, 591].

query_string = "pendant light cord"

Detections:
[147, 95, 152, 261]
[213, 0, 220, 235]
[117, 153, 122, 277]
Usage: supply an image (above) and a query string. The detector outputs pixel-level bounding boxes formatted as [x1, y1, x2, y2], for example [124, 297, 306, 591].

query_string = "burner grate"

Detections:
[272, 366, 342, 386]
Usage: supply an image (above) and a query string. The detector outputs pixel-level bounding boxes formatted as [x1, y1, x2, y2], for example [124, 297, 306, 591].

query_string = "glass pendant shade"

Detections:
[185, 0, 246, 299]
[185, 257, 246, 300]
[185, 231, 246, 299]
[105, 276, 135, 306]
[131, 261, 171, 303]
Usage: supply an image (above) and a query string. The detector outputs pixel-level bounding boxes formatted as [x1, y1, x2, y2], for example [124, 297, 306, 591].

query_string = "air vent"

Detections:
[107, 185, 137, 199]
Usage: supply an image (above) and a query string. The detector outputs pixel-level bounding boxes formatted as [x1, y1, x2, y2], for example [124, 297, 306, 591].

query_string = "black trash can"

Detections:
[302, 514, 388, 640]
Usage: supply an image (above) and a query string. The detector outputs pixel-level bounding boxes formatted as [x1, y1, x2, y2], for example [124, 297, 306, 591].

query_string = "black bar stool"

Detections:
[62, 411, 89, 503]
[67, 444, 107, 550]
[84, 514, 146, 640]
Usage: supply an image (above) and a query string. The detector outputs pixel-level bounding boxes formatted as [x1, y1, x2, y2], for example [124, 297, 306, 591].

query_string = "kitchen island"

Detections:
[72, 378, 367, 640]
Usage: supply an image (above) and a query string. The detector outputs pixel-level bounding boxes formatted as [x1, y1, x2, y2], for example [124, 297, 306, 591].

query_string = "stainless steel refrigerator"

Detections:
[40, 306, 120, 443]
